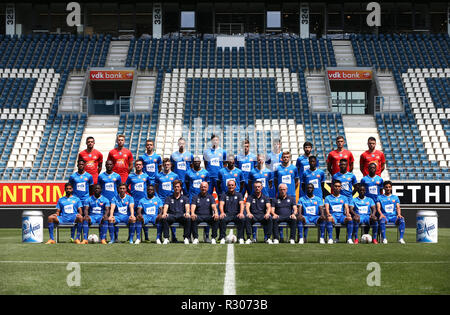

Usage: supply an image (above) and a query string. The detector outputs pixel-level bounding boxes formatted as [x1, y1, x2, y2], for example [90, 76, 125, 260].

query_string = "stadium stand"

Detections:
[0, 32, 448, 182]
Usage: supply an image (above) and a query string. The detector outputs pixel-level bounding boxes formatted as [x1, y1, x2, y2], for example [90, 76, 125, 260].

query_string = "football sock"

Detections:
[144, 227, 149, 240]
[129, 222, 136, 241]
[380, 219, 386, 239]
[70, 226, 75, 239]
[76, 222, 82, 240]
[83, 221, 89, 240]
[297, 222, 304, 239]
[346, 221, 353, 240]
[398, 218, 405, 239]
[48, 222, 54, 240]
[371, 221, 378, 239]
[100, 221, 108, 240]
[135, 221, 142, 240]
[156, 223, 162, 240]
[353, 222, 359, 239]
[319, 221, 326, 238]
[326, 222, 333, 239]
[108, 222, 115, 242]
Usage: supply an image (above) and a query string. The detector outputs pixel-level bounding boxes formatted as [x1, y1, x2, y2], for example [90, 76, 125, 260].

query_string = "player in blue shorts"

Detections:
[360, 163, 384, 204]
[324, 180, 354, 244]
[171, 137, 194, 194]
[98, 160, 122, 202]
[297, 183, 327, 244]
[82, 184, 111, 244]
[301, 156, 325, 199]
[185, 156, 211, 242]
[46, 183, 84, 244]
[235, 139, 257, 196]
[155, 158, 179, 242]
[332, 159, 357, 203]
[217, 155, 245, 195]
[136, 184, 163, 244]
[296, 142, 319, 197]
[349, 185, 378, 244]
[376, 181, 406, 244]
[266, 138, 282, 199]
[108, 183, 136, 244]
[139, 139, 162, 185]
[69, 159, 94, 241]
[203, 134, 227, 195]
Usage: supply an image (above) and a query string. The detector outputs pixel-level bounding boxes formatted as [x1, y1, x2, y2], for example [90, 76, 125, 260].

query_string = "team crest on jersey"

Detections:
[119, 152, 122, 155]
[170, 178, 173, 180]
[287, 199, 291, 202]
[154, 202, 157, 205]
[72, 200, 76, 203]
[153, 159, 157, 162]
[84, 178, 88, 181]
[289, 170, 293, 173]
[314, 202, 317, 205]
[317, 175, 320, 178]
[234, 174, 237, 177]
[201, 175, 204, 178]
[340, 200, 343, 203]
[89, 154, 92, 157]
[376, 181, 380, 184]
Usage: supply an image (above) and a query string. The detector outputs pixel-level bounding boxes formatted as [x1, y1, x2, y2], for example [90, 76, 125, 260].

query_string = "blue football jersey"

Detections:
[332, 172, 357, 199]
[377, 194, 400, 217]
[203, 147, 227, 178]
[302, 168, 325, 198]
[69, 171, 94, 203]
[298, 195, 324, 216]
[274, 164, 299, 199]
[84, 195, 110, 216]
[139, 152, 162, 184]
[185, 168, 210, 200]
[137, 196, 163, 216]
[350, 196, 375, 216]
[324, 194, 348, 215]
[296, 155, 320, 182]
[111, 194, 135, 216]
[360, 175, 383, 202]
[248, 167, 273, 196]
[56, 195, 82, 216]
[235, 153, 257, 182]
[170, 151, 194, 183]
[218, 167, 245, 193]
[156, 171, 179, 201]
[97, 171, 122, 201]
[125, 172, 151, 204]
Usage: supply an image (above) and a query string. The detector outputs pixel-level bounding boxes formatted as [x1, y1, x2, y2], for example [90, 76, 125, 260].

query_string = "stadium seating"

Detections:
[0, 34, 110, 180]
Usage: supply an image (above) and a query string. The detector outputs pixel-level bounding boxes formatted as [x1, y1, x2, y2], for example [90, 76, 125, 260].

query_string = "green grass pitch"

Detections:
[0, 228, 449, 295]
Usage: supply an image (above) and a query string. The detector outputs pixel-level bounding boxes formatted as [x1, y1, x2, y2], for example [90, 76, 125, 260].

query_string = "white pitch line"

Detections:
[0, 261, 449, 266]
[223, 243, 236, 295]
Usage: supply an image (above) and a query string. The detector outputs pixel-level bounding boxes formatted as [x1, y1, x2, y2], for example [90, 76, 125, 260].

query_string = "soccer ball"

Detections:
[88, 234, 99, 244]
[361, 234, 372, 244]
[226, 234, 237, 243]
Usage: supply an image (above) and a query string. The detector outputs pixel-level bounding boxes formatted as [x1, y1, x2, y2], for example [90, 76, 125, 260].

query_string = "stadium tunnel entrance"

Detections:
[87, 68, 135, 115]
[87, 80, 132, 115]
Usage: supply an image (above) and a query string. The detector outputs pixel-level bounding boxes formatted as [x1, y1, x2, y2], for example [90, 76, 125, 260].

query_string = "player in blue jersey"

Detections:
[360, 163, 384, 203]
[217, 155, 245, 195]
[46, 183, 84, 244]
[332, 159, 357, 203]
[301, 156, 325, 199]
[266, 138, 282, 198]
[324, 180, 354, 244]
[139, 139, 162, 185]
[248, 154, 273, 197]
[68, 159, 94, 241]
[155, 158, 180, 242]
[235, 139, 257, 196]
[296, 142, 319, 197]
[125, 159, 152, 242]
[376, 181, 406, 244]
[349, 185, 378, 244]
[203, 134, 227, 195]
[185, 157, 211, 201]
[82, 184, 111, 244]
[297, 183, 327, 244]
[98, 160, 122, 202]
[274, 151, 299, 200]
[136, 184, 163, 244]
[108, 183, 136, 244]
[185, 156, 211, 242]
[171, 137, 194, 194]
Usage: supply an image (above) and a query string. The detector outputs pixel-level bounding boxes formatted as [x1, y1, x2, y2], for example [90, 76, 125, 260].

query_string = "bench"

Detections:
[54, 222, 323, 243]
[324, 223, 399, 242]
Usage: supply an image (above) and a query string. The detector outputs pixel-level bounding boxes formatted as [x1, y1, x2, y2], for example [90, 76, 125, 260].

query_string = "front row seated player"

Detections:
[160, 180, 191, 245]
[297, 183, 327, 244]
[271, 183, 298, 244]
[135, 184, 163, 244]
[324, 180, 354, 244]
[218, 179, 246, 244]
[349, 185, 378, 244]
[190, 182, 219, 244]
[108, 183, 136, 244]
[46, 183, 84, 244]
[82, 184, 111, 244]
[376, 181, 406, 244]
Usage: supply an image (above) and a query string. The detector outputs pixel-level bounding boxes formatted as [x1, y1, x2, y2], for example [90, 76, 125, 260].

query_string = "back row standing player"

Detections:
[78, 136, 103, 185]
[108, 134, 134, 183]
